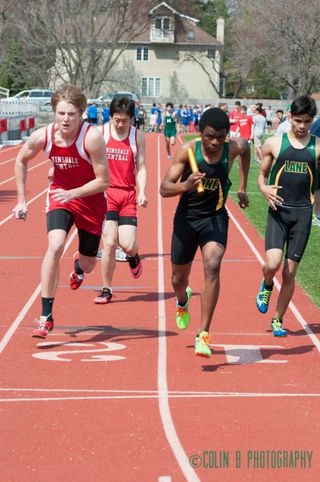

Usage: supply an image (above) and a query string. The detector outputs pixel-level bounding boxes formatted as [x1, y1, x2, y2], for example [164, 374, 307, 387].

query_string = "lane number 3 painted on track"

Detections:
[32, 341, 126, 362]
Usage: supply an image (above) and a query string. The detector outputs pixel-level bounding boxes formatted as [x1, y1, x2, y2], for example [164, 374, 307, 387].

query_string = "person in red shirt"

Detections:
[13, 85, 109, 338]
[236, 105, 254, 143]
[229, 100, 242, 138]
[94, 96, 148, 304]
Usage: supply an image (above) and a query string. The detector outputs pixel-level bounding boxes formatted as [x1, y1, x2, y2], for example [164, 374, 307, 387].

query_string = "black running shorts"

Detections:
[265, 205, 313, 263]
[171, 207, 229, 265]
[47, 209, 101, 257]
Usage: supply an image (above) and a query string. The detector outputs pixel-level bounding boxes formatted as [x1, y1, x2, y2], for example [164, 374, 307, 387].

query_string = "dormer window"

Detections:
[154, 16, 171, 38]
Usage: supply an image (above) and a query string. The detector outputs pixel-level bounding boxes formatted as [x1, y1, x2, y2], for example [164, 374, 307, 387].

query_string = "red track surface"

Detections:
[0, 136, 319, 482]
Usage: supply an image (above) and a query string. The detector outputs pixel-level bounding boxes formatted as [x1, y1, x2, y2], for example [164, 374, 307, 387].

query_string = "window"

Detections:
[141, 77, 161, 97]
[136, 46, 149, 61]
[207, 49, 215, 60]
[154, 16, 170, 38]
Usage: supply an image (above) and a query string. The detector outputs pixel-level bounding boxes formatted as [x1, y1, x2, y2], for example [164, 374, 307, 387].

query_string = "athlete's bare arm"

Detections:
[135, 129, 148, 208]
[51, 127, 109, 204]
[257, 136, 283, 210]
[229, 137, 250, 209]
[13, 127, 46, 219]
[159, 140, 205, 198]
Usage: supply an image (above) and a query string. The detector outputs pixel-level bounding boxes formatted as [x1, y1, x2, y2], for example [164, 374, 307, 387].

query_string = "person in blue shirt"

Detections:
[156, 104, 162, 132]
[149, 103, 158, 132]
[87, 103, 98, 125]
[310, 117, 320, 137]
[102, 102, 110, 124]
[180, 105, 190, 132]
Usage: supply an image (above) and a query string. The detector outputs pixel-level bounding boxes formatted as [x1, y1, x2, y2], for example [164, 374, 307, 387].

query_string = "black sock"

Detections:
[177, 297, 187, 307]
[41, 297, 54, 320]
[266, 282, 273, 291]
[75, 259, 84, 275]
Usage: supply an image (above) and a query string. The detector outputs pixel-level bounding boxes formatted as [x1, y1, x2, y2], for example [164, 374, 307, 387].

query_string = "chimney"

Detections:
[216, 17, 224, 44]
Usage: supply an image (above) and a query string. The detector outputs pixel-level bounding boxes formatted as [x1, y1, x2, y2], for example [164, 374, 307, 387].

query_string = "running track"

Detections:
[0, 135, 319, 482]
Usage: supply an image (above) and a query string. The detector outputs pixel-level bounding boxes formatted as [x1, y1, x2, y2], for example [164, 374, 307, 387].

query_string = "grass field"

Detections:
[183, 133, 320, 308]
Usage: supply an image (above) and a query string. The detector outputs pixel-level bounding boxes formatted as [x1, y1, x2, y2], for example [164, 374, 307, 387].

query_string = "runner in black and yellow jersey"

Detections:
[256, 95, 320, 336]
[160, 108, 250, 358]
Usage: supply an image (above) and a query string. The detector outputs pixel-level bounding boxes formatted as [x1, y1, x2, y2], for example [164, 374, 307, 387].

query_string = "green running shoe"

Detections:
[195, 331, 212, 358]
[271, 318, 287, 337]
[175, 287, 192, 329]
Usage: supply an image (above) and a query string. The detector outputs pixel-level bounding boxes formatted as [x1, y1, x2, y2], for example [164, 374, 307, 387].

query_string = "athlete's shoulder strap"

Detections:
[44, 122, 54, 155]
[279, 132, 291, 155]
[129, 125, 138, 161]
[75, 121, 91, 163]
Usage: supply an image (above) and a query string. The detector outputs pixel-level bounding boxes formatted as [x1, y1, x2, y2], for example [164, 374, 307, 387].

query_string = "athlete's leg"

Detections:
[263, 248, 283, 284]
[100, 220, 118, 288]
[42, 209, 74, 297]
[165, 136, 171, 157]
[274, 258, 298, 319]
[198, 241, 225, 333]
[77, 229, 101, 273]
[172, 262, 193, 306]
[118, 224, 138, 256]
[41, 229, 68, 297]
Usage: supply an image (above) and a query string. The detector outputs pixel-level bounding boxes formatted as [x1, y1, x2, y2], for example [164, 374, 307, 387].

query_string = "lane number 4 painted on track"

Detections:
[32, 341, 126, 362]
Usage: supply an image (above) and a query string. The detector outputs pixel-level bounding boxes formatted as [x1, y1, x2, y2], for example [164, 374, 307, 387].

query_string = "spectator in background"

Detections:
[218, 102, 228, 114]
[87, 102, 98, 125]
[149, 103, 158, 132]
[156, 103, 162, 132]
[236, 105, 254, 144]
[275, 104, 292, 136]
[102, 102, 110, 124]
[256, 102, 266, 117]
[136, 104, 147, 131]
[174, 104, 182, 132]
[253, 105, 267, 162]
[310, 117, 320, 137]
[180, 105, 190, 132]
[272, 109, 284, 132]
[229, 101, 242, 138]
[265, 105, 274, 132]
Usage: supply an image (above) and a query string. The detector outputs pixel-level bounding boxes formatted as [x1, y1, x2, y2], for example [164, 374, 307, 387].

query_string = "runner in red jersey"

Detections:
[94, 96, 147, 305]
[229, 100, 242, 138]
[236, 105, 254, 143]
[13, 85, 109, 338]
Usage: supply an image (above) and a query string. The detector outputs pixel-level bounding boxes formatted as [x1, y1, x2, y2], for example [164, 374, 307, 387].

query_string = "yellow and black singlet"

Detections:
[269, 133, 318, 207]
[176, 139, 232, 219]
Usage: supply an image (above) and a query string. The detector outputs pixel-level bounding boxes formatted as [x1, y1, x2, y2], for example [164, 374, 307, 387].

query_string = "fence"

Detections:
[0, 99, 39, 146]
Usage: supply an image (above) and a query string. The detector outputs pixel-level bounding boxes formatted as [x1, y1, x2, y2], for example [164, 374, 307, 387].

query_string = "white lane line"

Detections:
[228, 207, 320, 353]
[157, 134, 200, 482]
[0, 188, 48, 227]
[0, 156, 16, 166]
[0, 158, 49, 186]
[1, 392, 320, 403]
[0, 228, 77, 354]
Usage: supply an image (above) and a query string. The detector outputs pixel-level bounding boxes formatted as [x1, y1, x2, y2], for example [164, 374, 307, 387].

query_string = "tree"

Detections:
[228, 0, 320, 99]
[11, 0, 156, 96]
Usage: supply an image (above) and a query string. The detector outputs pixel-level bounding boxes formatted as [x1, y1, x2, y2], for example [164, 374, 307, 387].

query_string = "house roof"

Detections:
[148, 1, 199, 24]
[133, 15, 222, 47]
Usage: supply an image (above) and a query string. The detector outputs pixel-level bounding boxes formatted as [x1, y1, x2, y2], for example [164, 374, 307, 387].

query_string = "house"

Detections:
[118, 2, 225, 103]
[52, 1, 224, 104]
